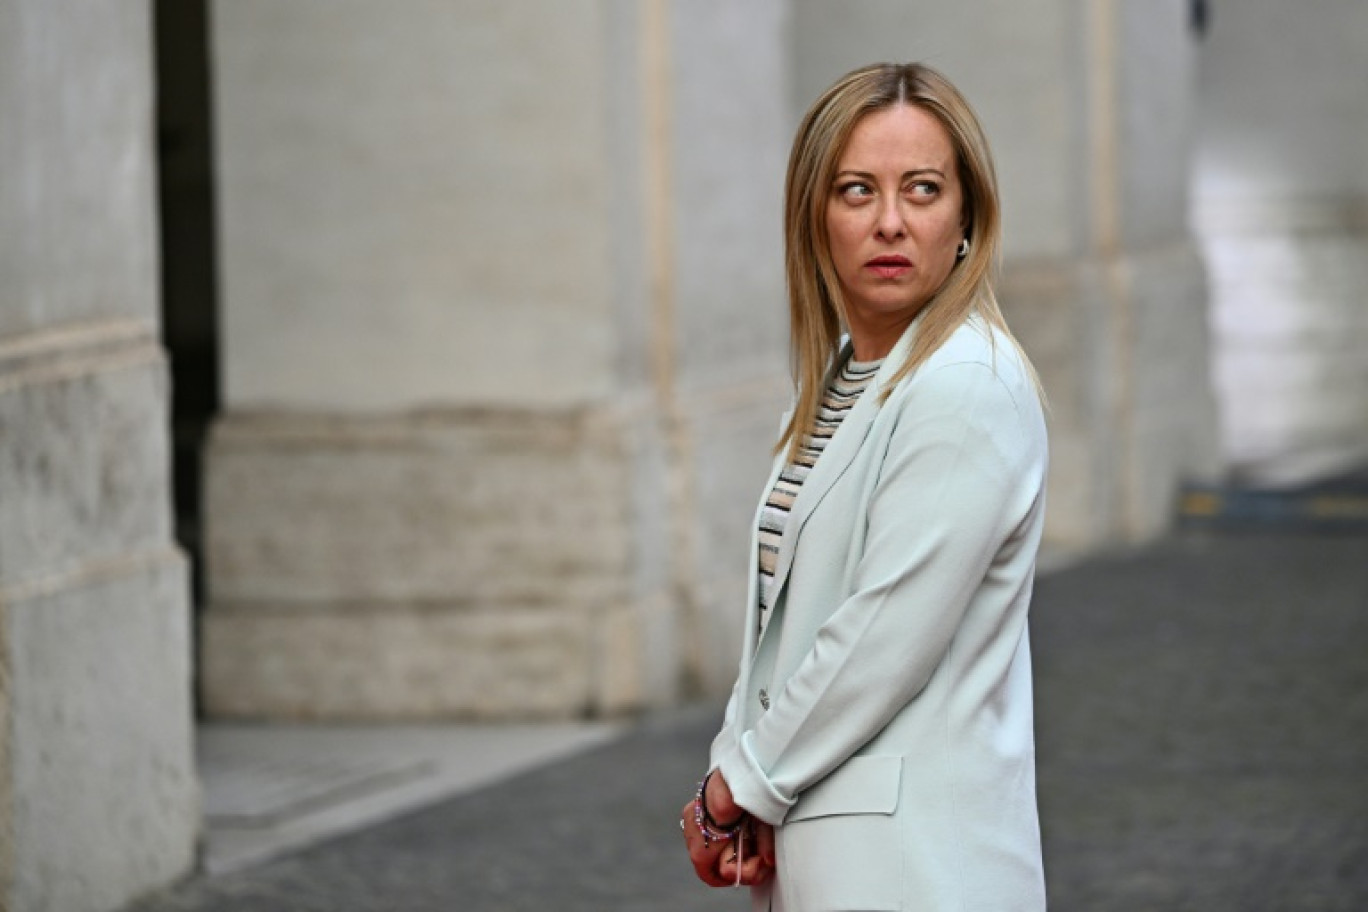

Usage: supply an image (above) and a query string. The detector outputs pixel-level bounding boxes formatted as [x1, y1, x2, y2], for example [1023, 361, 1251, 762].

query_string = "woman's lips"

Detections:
[866, 255, 912, 279]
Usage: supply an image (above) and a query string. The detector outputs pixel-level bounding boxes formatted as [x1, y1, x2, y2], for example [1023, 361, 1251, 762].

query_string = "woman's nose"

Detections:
[874, 200, 906, 240]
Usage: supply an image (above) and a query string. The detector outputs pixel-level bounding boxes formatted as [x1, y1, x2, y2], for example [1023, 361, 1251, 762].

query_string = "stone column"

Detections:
[201, 0, 791, 717]
[0, 2, 198, 909]
[1194, 0, 1368, 485]
[656, 0, 793, 694]
[793, 0, 1220, 546]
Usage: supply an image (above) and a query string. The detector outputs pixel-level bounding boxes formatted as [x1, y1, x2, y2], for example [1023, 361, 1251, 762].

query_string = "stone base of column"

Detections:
[200, 405, 680, 720]
[5, 554, 195, 909]
[1004, 241, 1221, 546]
[0, 325, 197, 911]
[201, 597, 660, 720]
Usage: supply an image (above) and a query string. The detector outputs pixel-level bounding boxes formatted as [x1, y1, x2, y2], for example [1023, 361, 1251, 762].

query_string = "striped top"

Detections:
[757, 356, 883, 626]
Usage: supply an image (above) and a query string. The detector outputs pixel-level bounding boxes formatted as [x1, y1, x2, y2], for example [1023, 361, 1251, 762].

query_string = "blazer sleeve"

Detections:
[713, 359, 1045, 824]
[709, 670, 745, 768]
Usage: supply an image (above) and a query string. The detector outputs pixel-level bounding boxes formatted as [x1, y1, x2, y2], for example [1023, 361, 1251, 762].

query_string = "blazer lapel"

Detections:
[739, 410, 793, 666]
[763, 316, 926, 616]
[764, 365, 875, 613]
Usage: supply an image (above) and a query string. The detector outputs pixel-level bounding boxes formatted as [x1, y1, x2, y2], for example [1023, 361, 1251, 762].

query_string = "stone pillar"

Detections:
[201, 0, 791, 717]
[0, 2, 198, 909]
[1194, 0, 1368, 485]
[657, 0, 793, 694]
[793, 0, 1220, 546]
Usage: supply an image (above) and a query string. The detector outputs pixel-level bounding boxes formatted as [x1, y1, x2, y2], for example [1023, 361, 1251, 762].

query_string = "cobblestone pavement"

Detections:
[129, 530, 1368, 911]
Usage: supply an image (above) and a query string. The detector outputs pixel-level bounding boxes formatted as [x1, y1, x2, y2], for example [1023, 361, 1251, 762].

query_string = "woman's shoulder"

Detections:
[910, 314, 1037, 399]
[883, 314, 1047, 457]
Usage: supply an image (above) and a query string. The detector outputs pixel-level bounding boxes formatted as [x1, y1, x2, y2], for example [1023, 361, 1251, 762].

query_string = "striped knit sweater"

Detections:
[757, 356, 882, 628]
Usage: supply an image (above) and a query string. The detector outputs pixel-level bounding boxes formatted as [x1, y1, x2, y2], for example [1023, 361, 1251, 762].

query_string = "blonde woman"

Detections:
[680, 63, 1049, 911]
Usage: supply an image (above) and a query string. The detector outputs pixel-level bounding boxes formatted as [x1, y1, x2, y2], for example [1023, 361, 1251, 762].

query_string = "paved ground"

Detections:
[195, 721, 620, 874]
[129, 529, 1368, 911]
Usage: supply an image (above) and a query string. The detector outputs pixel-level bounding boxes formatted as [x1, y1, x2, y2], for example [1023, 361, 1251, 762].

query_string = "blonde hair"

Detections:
[779, 62, 1042, 459]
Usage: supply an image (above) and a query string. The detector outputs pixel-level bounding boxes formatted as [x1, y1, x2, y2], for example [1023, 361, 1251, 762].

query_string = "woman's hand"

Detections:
[716, 819, 777, 887]
[682, 769, 778, 888]
[680, 798, 734, 887]
[703, 768, 742, 825]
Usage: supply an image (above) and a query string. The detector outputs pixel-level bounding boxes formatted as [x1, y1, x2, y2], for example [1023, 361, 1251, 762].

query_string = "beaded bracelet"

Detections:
[694, 771, 745, 845]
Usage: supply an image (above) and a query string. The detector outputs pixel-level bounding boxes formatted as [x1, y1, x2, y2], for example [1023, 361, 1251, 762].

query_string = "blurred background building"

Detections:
[1, 0, 1364, 908]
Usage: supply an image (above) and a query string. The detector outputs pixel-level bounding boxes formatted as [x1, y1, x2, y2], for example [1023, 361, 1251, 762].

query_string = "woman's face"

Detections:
[824, 104, 965, 344]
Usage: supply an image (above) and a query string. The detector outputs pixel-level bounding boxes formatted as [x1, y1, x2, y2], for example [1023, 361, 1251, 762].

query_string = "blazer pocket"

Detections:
[786, 755, 902, 822]
[779, 757, 905, 911]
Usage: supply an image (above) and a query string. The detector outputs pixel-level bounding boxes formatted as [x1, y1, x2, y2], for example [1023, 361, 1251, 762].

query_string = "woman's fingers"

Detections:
[681, 798, 778, 889]
[756, 820, 776, 867]
[692, 854, 730, 887]
[736, 850, 773, 886]
[715, 823, 776, 887]
[681, 800, 731, 887]
[690, 839, 731, 887]
[717, 846, 773, 886]
[716, 848, 737, 883]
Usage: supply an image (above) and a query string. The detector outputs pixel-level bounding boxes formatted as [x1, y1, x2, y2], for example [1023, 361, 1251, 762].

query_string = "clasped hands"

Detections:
[680, 769, 775, 888]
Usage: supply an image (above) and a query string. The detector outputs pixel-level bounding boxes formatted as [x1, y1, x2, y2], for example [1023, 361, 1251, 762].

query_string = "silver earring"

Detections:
[957, 237, 970, 258]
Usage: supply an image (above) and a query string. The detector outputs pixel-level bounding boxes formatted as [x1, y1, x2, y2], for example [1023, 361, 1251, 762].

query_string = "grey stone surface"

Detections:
[203, 1, 798, 719]
[1194, 0, 1368, 203]
[1, 0, 197, 908]
[1119, 243, 1222, 534]
[0, 333, 173, 585]
[211, 0, 618, 411]
[200, 407, 679, 719]
[1115, 0, 1198, 248]
[0, 0, 159, 338]
[1201, 229, 1368, 489]
[8, 555, 196, 912]
[1194, 0, 1368, 486]
[663, 2, 794, 697]
[669, 0, 791, 387]
[198, 721, 620, 875]
[204, 411, 633, 606]
[202, 600, 600, 720]
[1031, 532, 1368, 910]
[127, 530, 1368, 910]
[0, 601, 11, 903]
[0, 339, 195, 909]
[128, 705, 739, 912]
[680, 381, 791, 695]
[1002, 243, 1219, 545]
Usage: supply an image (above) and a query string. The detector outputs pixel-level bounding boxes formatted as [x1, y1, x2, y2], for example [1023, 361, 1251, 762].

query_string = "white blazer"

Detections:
[711, 313, 1049, 912]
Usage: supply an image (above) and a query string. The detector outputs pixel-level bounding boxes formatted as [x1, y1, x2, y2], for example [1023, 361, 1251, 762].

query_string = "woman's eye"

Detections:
[907, 181, 939, 198]
[839, 182, 874, 201]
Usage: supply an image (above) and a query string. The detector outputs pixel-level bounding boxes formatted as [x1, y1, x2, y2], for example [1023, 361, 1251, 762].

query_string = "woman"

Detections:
[680, 62, 1049, 911]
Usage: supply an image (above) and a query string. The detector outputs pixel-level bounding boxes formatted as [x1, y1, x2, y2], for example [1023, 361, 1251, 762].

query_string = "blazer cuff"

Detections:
[714, 730, 795, 826]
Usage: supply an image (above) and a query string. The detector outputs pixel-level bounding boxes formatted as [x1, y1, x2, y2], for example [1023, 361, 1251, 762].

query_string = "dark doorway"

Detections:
[154, 0, 218, 646]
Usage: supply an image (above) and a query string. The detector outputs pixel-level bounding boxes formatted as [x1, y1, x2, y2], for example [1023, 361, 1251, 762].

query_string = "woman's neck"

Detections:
[847, 322, 906, 362]
[845, 308, 918, 362]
